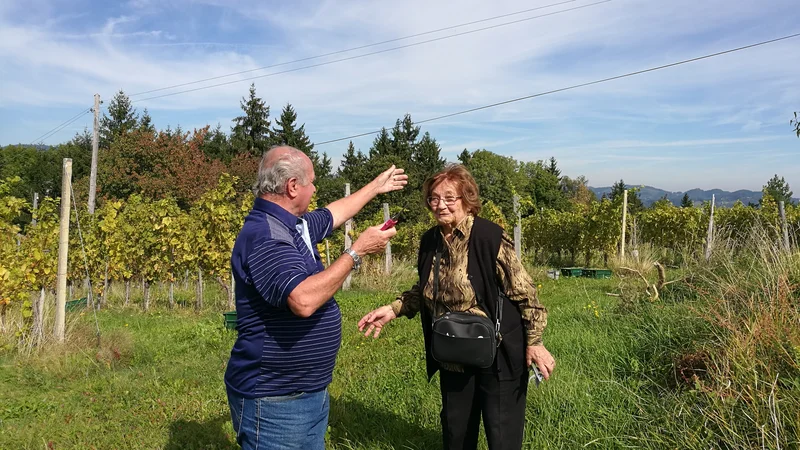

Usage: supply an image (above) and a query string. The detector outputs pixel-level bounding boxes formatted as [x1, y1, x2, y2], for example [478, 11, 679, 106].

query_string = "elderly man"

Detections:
[225, 146, 407, 450]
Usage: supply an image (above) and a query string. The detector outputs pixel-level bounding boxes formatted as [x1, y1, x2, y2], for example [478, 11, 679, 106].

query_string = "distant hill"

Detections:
[588, 185, 799, 207]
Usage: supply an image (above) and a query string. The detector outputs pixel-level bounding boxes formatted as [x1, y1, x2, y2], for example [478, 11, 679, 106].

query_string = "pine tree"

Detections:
[231, 84, 271, 155]
[408, 132, 445, 217]
[337, 141, 377, 218]
[173, 125, 185, 142]
[366, 115, 420, 180]
[272, 104, 313, 153]
[271, 103, 323, 173]
[610, 179, 644, 213]
[390, 114, 419, 162]
[100, 90, 138, 147]
[138, 108, 155, 133]
[610, 179, 627, 202]
[680, 193, 693, 208]
[411, 132, 445, 180]
[762, 174, 794, 205]
[369, 128, 393, 159]
[458, 149, 472, 165]
[317, 152, 333, 178]
[338, 141, 368, 186]
[365, 118, 420, 218]
[201, 124, 234, 162]
[628, 190, 645, 213]
[546, 156, 561, 178]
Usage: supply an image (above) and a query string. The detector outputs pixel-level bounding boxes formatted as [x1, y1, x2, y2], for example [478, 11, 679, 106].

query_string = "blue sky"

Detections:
[0, 0, 798, 191]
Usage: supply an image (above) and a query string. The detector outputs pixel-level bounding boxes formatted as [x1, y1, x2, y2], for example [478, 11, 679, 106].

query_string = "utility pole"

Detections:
[55, 159, 72, 342]
[88, 94, 100, 214]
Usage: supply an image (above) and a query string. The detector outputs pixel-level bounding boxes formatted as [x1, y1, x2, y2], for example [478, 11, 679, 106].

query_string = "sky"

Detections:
[0, 0, 798, 191]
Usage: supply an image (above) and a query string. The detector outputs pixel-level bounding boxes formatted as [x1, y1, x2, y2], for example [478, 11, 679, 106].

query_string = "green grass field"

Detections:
[0, 274, 710, 450]
[2, 257, 796, 450]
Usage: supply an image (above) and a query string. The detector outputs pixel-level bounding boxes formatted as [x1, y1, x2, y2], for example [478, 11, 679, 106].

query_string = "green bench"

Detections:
[558, 268, 613, 279]
[581, 268, 613, 279]
[223, 311, 237, 330]
[560, 267, 583, 277]
[66, 297, 88, 312]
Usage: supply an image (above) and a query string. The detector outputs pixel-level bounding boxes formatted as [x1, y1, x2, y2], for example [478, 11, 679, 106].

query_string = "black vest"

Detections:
[417, 217, 526, 381]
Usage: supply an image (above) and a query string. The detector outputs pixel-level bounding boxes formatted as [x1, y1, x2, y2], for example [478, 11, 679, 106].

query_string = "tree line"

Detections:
[1, 87, 798, 342]
[2, 85, 797, 233]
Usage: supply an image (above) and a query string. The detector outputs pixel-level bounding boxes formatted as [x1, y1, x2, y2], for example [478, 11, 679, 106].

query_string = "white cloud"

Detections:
[1, 0, 798, 190]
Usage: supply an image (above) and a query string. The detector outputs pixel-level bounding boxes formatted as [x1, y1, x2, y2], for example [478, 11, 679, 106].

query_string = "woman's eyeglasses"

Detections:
[427, 196, 461, 207]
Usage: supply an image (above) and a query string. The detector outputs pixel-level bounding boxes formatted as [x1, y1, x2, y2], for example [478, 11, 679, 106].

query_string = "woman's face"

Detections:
[429, 180, 467, 229]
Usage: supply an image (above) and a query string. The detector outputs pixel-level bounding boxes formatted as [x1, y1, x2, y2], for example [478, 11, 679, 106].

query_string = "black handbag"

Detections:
[430, 245, 503, 368]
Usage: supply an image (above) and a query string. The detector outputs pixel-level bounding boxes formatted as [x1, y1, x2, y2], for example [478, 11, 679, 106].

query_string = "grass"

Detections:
[0, 309, 236, 449]
[1, 245, 797, 449]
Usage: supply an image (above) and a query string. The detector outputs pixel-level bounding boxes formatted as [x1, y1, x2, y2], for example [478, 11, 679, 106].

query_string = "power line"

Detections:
[129, 0, 579, 97]
[29, 108, 92, 146]
[29, 108, 90, 145]
[132, 1, 611, 103]
[315, 32, 800, 146]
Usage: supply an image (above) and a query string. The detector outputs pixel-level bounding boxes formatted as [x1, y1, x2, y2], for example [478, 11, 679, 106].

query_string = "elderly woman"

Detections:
[358, 164, 555, 450]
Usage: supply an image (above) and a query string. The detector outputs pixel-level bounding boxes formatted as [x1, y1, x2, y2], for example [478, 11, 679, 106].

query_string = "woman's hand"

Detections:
[371, 165, 408, 195]
[527, 345, 556, 380]
[357, 305, 397, 338]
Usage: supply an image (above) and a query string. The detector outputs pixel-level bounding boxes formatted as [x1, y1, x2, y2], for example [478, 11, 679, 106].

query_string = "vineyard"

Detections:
[2, 169, 800, 448]
[525, 193, 800, 265]
[2, 171, 798, 345]
[0, 174, 247, 339]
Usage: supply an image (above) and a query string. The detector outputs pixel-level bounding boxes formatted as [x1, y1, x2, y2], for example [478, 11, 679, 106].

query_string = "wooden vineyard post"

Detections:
[383, 203, 392, 274]
[705, 194, 715, 261]
[54, 159, 72, 342]
[343, 184, 352, 290]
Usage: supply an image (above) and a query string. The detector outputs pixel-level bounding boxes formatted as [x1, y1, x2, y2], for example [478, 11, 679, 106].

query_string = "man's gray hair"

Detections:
[253, 146, 310, 196]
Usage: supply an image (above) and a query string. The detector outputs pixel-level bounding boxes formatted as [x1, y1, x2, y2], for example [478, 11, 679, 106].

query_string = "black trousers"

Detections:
[439, 367, 529, 450]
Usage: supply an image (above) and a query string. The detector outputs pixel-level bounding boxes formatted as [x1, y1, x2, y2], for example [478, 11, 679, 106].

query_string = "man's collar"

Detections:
[253, 197, 299, 230]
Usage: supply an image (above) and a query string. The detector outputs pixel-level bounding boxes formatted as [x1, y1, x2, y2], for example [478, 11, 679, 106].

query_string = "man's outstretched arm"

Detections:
[326, 165, 408, 229]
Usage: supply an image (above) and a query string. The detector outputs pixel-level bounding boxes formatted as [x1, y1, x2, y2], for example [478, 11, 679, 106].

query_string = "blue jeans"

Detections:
[227, 388, 329, 450]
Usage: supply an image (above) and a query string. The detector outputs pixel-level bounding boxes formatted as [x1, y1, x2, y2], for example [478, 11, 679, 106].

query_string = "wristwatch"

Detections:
[342, 248, 362, 271]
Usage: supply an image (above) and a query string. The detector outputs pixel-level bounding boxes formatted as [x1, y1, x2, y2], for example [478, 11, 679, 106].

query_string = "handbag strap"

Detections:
[494, 286, 503, 343]
[432, 237, 449, 327]
[431, 231, 504, 342]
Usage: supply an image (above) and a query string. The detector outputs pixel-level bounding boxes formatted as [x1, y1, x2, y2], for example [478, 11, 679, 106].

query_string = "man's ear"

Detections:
[285, 177, 299, 198]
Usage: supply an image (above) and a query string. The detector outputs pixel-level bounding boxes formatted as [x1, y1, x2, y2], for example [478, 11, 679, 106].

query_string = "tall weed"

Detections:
[671, 227, 800, 448]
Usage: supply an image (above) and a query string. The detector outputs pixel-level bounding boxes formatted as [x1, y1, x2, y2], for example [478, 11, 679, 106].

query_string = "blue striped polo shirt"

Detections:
[225, 197, 339, 398]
